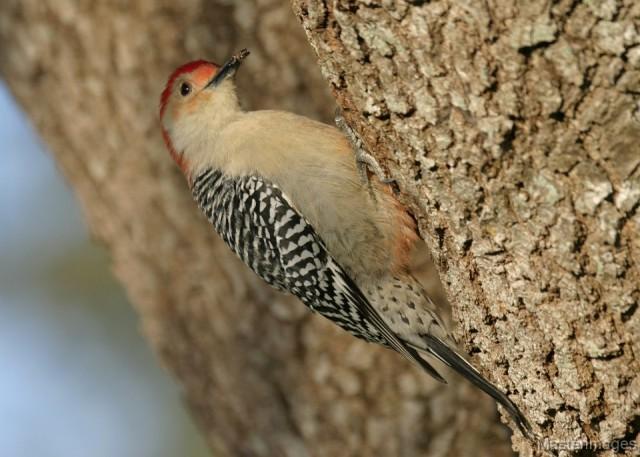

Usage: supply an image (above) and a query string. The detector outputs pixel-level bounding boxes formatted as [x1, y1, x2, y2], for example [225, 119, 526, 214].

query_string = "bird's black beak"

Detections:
[205, 48, 250, 89]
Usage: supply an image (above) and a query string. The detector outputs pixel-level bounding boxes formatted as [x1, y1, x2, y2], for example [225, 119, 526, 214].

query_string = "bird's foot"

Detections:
[335, 108, 395, 186]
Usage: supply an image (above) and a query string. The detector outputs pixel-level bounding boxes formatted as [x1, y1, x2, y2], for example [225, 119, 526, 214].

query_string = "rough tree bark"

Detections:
[291, 0, 640, 455]
[1, 1, 638, 456]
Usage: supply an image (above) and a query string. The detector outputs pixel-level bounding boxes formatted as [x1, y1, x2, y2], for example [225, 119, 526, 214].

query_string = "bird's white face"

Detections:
[160, 51, 249, 178]
[159, 61, 221, 173]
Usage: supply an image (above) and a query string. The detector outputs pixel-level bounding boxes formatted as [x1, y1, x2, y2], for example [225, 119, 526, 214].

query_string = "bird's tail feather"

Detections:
[421, 334, 534, 440]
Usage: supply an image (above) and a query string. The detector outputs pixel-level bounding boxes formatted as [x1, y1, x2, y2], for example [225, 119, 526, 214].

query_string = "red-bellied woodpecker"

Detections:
[159, 49, 533, 439]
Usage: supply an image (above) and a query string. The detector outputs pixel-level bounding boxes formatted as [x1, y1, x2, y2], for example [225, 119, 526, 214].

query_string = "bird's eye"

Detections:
[180, 82, 191, 97]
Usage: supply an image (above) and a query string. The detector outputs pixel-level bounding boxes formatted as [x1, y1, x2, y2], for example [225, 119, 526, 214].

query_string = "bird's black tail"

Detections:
[422, 334, 535, 440]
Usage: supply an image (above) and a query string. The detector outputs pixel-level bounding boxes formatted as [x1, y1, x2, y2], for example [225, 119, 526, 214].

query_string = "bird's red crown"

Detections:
[159, 60, 218, 119]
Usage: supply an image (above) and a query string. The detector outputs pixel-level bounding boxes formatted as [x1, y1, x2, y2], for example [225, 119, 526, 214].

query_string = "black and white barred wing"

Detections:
[193, 169, 287, 291]
[192, 169, 444, 380]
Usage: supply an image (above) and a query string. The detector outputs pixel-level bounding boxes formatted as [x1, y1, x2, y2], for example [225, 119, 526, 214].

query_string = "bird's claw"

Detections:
[355, 149, 395, 184]
[335, 108, 395, 186]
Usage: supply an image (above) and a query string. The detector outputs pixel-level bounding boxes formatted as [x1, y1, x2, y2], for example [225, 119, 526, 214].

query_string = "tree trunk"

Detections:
[1, 0, 638, 456]
[291, 0, 640, 455]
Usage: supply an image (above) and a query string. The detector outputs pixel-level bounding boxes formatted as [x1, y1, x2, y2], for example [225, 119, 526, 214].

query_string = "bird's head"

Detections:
[159, 49, 249, 176]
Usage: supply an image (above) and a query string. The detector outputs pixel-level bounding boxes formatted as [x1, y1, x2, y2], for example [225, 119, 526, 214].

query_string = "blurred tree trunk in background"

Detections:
[1, 1, 638, 456]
